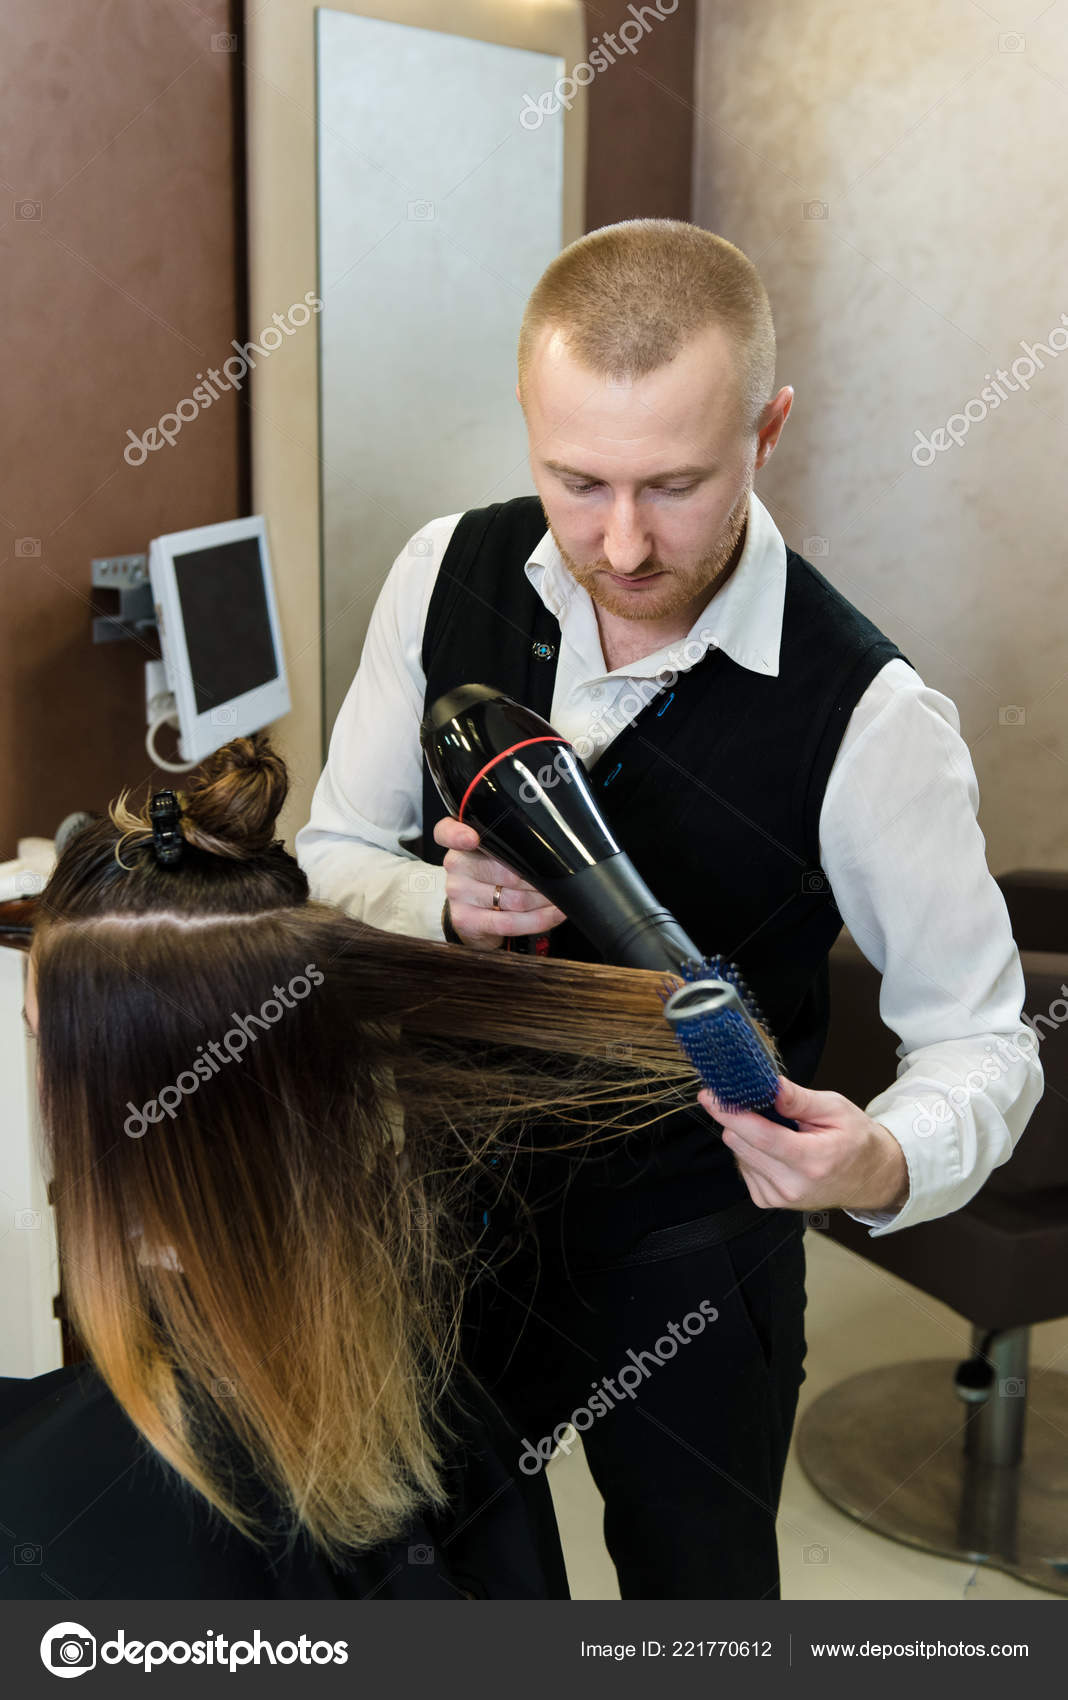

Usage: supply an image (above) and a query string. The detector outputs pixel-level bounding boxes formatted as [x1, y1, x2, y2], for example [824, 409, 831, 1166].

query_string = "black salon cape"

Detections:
[0, 1363, 569, 1600]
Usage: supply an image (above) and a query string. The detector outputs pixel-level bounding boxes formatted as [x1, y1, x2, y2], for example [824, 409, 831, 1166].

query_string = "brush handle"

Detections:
[761, 1106, 800, 1132]
[705, 1093, 799, 1133]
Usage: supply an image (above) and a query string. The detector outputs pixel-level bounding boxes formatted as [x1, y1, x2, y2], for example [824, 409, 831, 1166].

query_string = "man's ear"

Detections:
[515, 381, 521, 405]
[755, 386, 793, 470]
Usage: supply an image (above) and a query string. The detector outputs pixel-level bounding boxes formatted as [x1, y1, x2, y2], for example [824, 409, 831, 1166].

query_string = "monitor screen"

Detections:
[172, 536, 280, 716]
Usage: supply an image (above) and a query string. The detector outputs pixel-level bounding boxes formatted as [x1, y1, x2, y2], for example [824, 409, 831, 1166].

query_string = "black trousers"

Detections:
[462, 1201, 809, 1600]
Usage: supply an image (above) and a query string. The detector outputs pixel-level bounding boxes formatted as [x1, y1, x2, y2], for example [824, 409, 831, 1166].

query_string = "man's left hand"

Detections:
[697, 1076, 910, 1215]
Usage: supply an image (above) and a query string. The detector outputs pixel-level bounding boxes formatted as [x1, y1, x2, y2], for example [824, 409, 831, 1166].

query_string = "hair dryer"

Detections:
[421, 684, 706, 975]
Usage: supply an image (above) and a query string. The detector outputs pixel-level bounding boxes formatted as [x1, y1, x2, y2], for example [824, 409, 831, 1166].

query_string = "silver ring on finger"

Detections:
[492, 884, 504, 911]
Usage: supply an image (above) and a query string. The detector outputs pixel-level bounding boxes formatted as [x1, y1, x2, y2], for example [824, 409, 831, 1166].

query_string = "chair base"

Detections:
[796, 1360, 1068, 1597]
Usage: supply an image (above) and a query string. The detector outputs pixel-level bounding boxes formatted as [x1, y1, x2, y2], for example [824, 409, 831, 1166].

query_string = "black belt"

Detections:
[572, 1197, 775, 1274]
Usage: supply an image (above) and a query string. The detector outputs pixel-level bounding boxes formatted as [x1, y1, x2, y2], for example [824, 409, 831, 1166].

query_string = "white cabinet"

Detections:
[0, 946, 62, 1376]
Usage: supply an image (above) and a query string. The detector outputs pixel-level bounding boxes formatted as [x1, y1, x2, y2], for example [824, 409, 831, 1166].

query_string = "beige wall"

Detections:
[693, 1, 1067, 873]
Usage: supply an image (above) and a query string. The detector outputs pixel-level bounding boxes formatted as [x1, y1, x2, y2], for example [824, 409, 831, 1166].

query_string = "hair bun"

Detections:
[180, 732, 288, 860]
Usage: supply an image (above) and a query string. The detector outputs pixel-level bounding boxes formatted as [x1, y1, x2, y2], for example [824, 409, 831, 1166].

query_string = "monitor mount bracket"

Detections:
[91, 555, 157, 644]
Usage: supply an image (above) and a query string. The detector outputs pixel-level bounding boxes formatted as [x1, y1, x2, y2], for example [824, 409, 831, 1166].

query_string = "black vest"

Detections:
[420, 496, 910, 1244]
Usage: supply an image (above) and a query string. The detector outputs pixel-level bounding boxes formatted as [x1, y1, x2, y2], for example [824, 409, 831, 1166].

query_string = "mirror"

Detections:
[316, 5, 578, 727]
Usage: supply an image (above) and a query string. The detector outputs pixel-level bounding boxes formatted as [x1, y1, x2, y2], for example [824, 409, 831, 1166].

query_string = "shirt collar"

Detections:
[523, 488, 787, 679]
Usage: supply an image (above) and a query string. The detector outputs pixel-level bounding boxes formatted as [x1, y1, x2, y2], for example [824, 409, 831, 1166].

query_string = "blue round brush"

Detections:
[660, 955, 799, 1131]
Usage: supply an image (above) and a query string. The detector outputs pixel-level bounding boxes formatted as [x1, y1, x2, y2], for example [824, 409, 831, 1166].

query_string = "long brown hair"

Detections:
[31, 734, 699, 1565]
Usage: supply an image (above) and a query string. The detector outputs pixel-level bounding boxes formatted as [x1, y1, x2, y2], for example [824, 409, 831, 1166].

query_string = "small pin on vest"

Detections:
[531, 640, 556, 661]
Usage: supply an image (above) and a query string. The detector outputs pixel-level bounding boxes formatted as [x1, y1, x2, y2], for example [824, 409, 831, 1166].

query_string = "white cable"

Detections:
[145, 711, 197, 774]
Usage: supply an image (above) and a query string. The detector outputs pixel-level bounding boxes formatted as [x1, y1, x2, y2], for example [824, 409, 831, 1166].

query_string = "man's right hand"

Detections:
[432, 816, 567, 950]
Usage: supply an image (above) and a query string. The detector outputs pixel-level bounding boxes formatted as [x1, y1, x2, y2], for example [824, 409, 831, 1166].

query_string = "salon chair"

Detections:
[799, 870, 1068, 1595]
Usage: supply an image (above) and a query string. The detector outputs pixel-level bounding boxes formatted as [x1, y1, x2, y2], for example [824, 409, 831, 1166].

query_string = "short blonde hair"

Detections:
[517, 219, 776, 432]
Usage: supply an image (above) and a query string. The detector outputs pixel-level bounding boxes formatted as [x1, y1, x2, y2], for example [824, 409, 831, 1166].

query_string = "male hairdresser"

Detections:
[297, 220, 1043, 1599]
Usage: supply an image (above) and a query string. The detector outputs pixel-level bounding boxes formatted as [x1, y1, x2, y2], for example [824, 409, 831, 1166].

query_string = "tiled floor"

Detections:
[547, 1226, 1068, 1600]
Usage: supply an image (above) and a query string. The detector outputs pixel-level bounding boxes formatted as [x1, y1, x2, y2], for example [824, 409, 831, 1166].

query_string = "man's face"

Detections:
[521, 321, 760, 624]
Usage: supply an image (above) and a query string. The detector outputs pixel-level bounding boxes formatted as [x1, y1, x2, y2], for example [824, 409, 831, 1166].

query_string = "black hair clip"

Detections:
[149, 789, 185, 867]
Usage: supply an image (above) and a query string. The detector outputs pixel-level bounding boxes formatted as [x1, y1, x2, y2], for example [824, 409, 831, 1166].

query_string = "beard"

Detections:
[549, 478, 752, 623]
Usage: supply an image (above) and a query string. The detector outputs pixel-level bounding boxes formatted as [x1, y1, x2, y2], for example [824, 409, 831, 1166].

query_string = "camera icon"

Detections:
[804, 1210, 829, 1231]
[16, 537, 41, 557]
[15, 199, 42, 220]
[212, 32, 238, 52]
[212, 1378, 237, 1398]
[18, 870, 42, 894]
[408, 870, 434, 894]
[803, 1542, 829, 1563]
[43, 1625, 96, 1673]
[408, 1544, 434, 1564]
[407, 534, 434, 557]
[15, 1209, 41, 1230]
[210, 705, 238, 726]
[407, 200, 434, 221]
[803, 536, 828, 557]
[802, 870, 829, 894]
[803, 200, 828, 220]
[15, 1542, 42, 1564]
[999, 1376, 1026, 1397]
[605, 1042, 633, 1060]
[998, 32, 1025, 52]
[998, 704, 1026, 726]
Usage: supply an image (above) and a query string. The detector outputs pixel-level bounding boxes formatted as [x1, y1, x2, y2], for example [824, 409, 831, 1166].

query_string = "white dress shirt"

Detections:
[295, 491, 1044, 1238]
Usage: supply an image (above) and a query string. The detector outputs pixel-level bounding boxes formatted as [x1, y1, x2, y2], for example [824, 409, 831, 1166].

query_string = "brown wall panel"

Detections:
[582, 0, 696, 229]
[0, 0, 246, 855]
